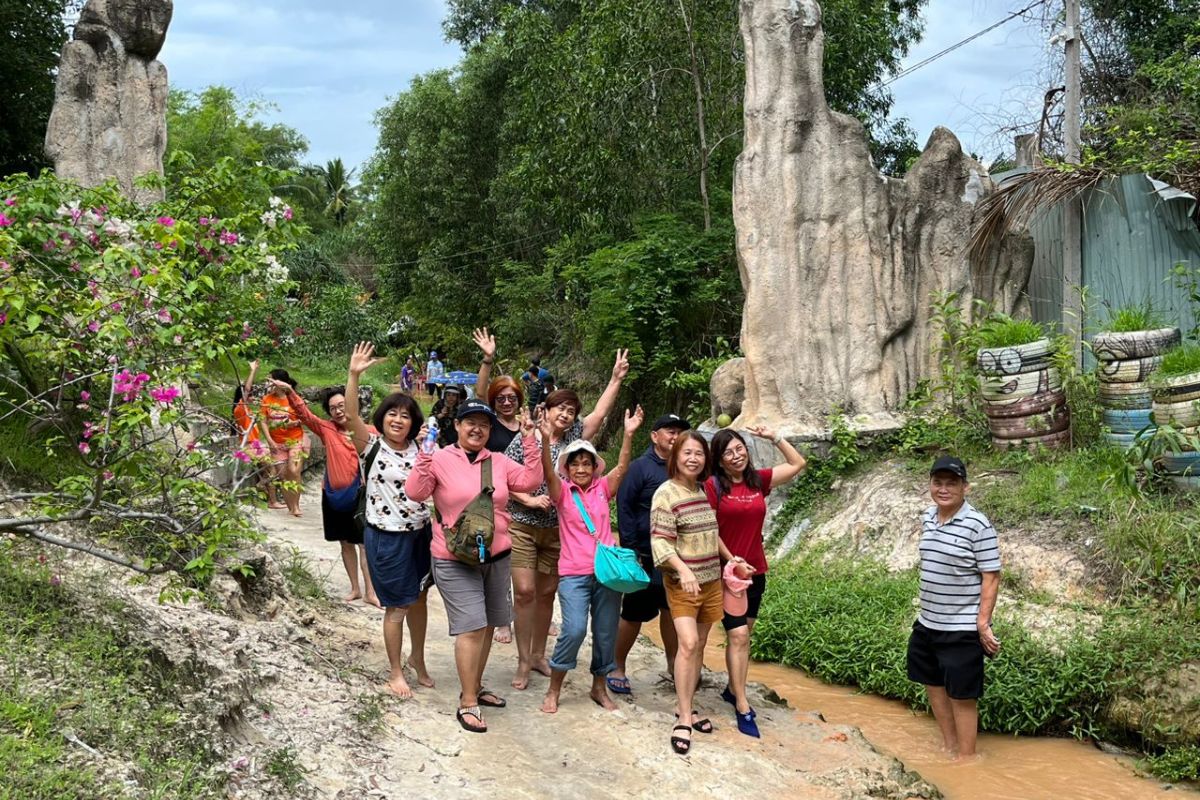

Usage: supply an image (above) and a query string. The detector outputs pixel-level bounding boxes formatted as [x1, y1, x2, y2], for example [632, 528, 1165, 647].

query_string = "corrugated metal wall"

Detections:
[1021, 174, 1200, 340]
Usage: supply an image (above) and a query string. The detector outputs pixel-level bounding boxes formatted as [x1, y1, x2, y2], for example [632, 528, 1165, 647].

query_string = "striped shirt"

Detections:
[650, 479, 721, 585]
[917, 501, 1001, 632]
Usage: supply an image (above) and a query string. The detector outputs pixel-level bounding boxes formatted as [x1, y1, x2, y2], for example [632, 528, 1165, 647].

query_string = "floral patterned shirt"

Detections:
[363, 436, 430, 532]
[504, 418, 583, 528]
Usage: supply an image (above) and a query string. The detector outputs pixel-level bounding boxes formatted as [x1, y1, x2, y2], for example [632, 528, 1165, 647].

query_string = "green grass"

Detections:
[265, 746, 306, 792]
[1106, 303, 1167, 333]
[0, 544, 223, 800]
[977, 316, 1046, 349]
[279, 546, 332, 606]
[0, 415, 83, 486]
[1152, 344, 1200, 382]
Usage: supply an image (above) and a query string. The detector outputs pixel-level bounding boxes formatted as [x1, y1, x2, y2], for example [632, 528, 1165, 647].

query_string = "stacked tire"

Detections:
[977, 339, 1070, 451]
[1145, 339, 1200, 492]
[1093, 328, 1179, 449]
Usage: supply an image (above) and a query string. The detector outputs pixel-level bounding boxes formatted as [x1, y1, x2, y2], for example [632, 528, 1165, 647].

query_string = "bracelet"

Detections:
[482, 358, 494, 365]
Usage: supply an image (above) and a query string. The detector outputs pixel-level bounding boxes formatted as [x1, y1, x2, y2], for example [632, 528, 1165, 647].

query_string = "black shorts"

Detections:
[722, 573, 767, 630]
[906, 620, 986, 699]
[620, 553, 671, 623]
[321, 489, 363, 545]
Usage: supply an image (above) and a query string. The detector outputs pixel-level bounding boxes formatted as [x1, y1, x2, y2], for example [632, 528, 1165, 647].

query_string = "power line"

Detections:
[882, 0, 1051, 87]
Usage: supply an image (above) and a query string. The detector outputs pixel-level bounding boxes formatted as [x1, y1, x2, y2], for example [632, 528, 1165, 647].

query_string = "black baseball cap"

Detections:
[930, 455, 968, 480]
[456, 400, 497, 421]
[652, 413, 691, 432]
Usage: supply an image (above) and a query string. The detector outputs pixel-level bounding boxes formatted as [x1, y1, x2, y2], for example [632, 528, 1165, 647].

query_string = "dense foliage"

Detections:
[0, 0, 69, 176]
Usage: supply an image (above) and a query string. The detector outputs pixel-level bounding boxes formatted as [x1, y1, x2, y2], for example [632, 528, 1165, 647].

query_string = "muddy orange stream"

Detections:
[648, 627, 1180, 799]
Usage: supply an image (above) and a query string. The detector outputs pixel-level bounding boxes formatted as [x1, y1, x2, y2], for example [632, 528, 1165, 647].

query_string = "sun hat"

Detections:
[722, 560, 753, 617]
[557, 439, 607, 477]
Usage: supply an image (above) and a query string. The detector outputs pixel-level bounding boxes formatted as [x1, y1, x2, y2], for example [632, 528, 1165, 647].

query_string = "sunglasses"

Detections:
[494, 394, 520, 405]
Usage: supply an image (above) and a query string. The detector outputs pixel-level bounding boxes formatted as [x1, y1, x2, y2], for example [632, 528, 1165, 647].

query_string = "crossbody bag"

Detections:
[571, 489, 649, 593]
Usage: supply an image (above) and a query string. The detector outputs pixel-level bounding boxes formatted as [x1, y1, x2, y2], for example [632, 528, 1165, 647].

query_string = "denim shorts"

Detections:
[364, 523, 432, 608]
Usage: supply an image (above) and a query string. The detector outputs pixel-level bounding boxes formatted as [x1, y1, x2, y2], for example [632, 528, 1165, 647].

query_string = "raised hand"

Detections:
[248, 359, 260, 373]
[473, 327, 496, 359]
[349, 341, 386, 376]
[537, 406, 556, 440]
[611, 348, 630, 382]
[747, 425, 777, 441]
[624, 404, 644, 435]
[267, 377, 292, 391]
[518, 406, 535, 436]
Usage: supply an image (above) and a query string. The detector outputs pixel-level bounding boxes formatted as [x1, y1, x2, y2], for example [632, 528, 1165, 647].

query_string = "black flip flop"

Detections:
[670, 725, 692, 755]
[456, 705, 487, 733]
[676, 712, 714, 734]
[477, 688, 507, 708]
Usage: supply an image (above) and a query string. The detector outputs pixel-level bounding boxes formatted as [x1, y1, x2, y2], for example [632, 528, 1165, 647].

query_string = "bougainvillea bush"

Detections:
[0, 164, 298, 590]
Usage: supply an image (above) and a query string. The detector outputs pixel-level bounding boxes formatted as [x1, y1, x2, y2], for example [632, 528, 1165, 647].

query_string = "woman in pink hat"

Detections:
[706, 427, 806, 737]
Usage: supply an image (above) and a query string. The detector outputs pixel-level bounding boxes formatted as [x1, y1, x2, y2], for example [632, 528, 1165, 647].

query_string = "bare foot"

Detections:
[343, 588, 362, 602]
[268, 502, 286, 509]
[540, 693, 560, 713]
[290, 510, 303, 517]
[493, 626, 512, 644]
[590, 688, 617, 711]
[531, 658, 552, 677]
[548, 622, 559, 637]
[407, 657, 435, 688]
[512, 665, 531, 690]
[385, 674, 413, 700]
[364, 594, 383, 609]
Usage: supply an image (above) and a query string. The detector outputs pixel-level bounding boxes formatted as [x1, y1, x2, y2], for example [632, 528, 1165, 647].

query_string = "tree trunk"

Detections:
[732, 0, 1033, 435]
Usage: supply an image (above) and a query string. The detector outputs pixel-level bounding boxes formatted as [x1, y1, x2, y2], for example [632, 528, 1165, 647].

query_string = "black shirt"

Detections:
[486, 421, 520, 453]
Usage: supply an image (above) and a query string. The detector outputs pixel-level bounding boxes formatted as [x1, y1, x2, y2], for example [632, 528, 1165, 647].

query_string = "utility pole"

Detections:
[1063, 0, 1083, 367]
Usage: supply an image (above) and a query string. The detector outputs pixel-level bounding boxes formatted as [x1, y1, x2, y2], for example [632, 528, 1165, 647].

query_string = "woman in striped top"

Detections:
[650, 431, 720, 755]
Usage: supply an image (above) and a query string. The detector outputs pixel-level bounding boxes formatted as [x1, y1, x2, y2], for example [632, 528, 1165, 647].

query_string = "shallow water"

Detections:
[652, 627, 1184, 799]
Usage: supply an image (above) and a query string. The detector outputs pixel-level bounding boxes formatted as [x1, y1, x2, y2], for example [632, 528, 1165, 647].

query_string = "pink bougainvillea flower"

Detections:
[186, 440, 197, 452]
[173, 334, 183, 345]
[87, 279, 99, 298]
[43, 239, 56, 251]
[80, 390, 90, 402]
[0, 212, 13, 227]
[49, 575, 62, 587]
[233, 450, 251, 464]
[3, 197, 15, 206]
[0, 260, 9, 270]
[152, 242, 163, 250]
[156, 216, 175, 227]
[283, 207, 293, 221]
[150, 386, 181, 404]
[78, 442, 91, 454]
[219, 230, 238, 245]
[87, 320, 100, 333]
[110, 302, 122, 312]
[70, 261, 81, 271]
[102, 470, 114, 481]
[37, 553, 47, 564]
[130, 266, 141, 278]
[198, 216, 210, 226]
[0, 312, 7, 326]
[157, 308, 172, 323]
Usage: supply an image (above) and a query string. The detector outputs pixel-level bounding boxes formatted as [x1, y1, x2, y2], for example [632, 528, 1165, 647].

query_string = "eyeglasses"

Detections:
[494, 394, 519, 405]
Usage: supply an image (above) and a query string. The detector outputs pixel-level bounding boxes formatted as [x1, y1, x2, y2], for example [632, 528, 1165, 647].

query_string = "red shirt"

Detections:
[704, 468, 773, 574]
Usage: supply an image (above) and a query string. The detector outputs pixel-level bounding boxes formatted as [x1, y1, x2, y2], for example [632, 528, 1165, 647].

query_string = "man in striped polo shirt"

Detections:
[907, 455, 1001, 760]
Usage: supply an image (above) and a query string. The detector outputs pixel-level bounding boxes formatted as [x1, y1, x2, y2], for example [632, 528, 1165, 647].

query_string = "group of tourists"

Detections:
[232, 331, 1002, 760]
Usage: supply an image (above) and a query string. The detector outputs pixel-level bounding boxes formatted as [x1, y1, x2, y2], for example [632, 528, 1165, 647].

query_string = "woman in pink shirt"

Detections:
[538, 405, 644, 714]
[405, 399, 543, 734]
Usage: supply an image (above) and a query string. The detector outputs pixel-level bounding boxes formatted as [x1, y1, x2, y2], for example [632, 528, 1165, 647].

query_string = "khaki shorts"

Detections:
[509, 521, 560, 574]
[664, 576, 723, 625]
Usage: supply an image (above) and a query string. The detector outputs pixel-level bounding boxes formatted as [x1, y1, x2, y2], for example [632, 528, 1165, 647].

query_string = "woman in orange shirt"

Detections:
[232, 360, 274, 502]
[259, 369, 310, 516]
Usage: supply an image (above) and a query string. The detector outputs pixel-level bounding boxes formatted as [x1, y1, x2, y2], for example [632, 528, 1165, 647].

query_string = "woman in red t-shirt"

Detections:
[704, 426, 806, 738]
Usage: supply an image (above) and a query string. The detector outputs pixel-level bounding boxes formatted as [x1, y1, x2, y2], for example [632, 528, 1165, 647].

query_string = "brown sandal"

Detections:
[456, 705, 487, 733]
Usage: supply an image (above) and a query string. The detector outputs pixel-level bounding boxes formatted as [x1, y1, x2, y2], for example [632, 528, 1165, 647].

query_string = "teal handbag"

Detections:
[572, 489, 650, 593]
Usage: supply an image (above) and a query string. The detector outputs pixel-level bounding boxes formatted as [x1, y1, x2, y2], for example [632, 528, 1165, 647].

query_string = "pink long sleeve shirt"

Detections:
[405, 437, 544, 561]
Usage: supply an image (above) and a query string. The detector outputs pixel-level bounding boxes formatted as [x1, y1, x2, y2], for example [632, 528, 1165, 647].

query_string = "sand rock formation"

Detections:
[45, 0, 174, 203]
[711, 356, 747, 420]
[732, 0, 1033, 435]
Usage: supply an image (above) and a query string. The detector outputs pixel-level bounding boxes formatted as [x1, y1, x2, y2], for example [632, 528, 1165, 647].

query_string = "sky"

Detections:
[158, 0, 1059, 173]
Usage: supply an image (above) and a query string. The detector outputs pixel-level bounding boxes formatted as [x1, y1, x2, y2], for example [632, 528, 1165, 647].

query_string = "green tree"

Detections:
[0, 0, 68, 176]
[319, 158, 357, 227]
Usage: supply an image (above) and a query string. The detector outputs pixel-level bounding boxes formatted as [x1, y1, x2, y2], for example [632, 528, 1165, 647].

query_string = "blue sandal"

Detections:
[606, 675, 632, 695]
[736, 709, 761, 738]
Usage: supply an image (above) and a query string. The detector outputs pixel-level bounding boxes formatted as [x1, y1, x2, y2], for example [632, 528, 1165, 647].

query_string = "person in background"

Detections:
[503, 350, 630, 691]
[259, 368, 310, 517]
[345, 343, 437, 698]
[651, 431, 720, 756]
[522, 357, 552, 411]
[433, 385, 465, 447]
[399, 356, 416, 393]
[539, 405, 643, 714]
[608, 413, 691, 695]
[275, 380, 380, 607]
[706, 426, 806, 737]
[232, 359, 272, 501]
[471, 326, 525, 645]
[426, 350, 446, 398]
[405, 400, 543, 734]
[908, 456, 1001, 761]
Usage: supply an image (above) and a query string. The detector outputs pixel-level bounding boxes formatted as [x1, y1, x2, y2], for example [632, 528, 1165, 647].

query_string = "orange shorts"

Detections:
[663, 576, 723, 625]
[270, 435, 311, 464]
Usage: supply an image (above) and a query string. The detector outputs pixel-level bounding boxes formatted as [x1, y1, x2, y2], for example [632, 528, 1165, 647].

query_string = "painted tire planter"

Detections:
[1104, 429, 1156, 449]
[980, 368, 1061, 403]
[1098, 381, 1152, 409]
[1151, 399, 1200, 429]
[976, 339, 1055, 376]
[1149, 371, 1200, 405]
[1092, 328, 1181, 361]
[1161, 451, 1200, 476]
[982, 389, 1065, 419]
[989, 406, 1071, 439]
[991, 428, 1071, 451]
[1097, 355, 1163, 384]
[1103, 408, 1154, 435]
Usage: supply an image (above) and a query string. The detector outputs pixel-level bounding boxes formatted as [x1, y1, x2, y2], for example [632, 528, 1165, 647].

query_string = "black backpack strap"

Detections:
[360, 438, 383, 483]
